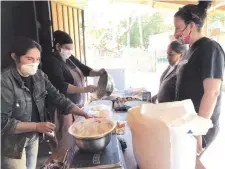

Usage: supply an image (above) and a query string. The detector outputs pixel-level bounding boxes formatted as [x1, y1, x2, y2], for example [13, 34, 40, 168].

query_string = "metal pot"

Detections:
[96, 72, 115, 99]
[68, 118, 116, 153]
[74, 132, 112, 153]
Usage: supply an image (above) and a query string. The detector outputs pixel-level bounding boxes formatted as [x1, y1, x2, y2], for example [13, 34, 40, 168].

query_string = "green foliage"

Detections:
[87, 10, 225, 55]
[117, 12, 173, 49]
[208, 11, 225, 27]
[141, 13, 173, 48]
[89, 28, 107, 39]
[130, 19, 140, 48]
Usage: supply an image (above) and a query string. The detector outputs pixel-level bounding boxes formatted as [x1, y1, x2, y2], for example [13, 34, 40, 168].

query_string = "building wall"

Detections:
[51, 1, 85, 62]
[1, 1, 14, 67]
[1, 1, 38, 69]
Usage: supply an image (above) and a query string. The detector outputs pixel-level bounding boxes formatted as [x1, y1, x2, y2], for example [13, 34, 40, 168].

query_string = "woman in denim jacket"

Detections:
[1, 37, 92, 169]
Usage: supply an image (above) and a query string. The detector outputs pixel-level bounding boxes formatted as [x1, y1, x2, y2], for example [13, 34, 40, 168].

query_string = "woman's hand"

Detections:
[36, 122, 56, 134]
[151, 95, 157, 104]
[196, 136, 204, 156]
[89, 68, 106, 77]
[84, 113, 99, 119]
[84, 85, 97, 93]
[98, 68, 106, 76]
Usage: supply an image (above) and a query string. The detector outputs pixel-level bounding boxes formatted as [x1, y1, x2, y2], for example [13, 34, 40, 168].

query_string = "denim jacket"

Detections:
[1, 67, 76, 159]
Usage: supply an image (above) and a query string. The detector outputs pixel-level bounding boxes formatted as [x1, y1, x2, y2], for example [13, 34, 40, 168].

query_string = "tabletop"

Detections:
[45, 111, 206, 169]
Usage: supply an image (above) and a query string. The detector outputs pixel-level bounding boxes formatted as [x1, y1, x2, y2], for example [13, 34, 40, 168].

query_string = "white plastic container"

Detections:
[84, 100, 113, 119]
[128, 100, 213, 169]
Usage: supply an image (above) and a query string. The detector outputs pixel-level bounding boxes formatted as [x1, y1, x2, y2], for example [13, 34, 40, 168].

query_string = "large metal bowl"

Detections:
[74, 132, 112, 153]
[68, 118, 116, 153]
[96, 72, 115, 99]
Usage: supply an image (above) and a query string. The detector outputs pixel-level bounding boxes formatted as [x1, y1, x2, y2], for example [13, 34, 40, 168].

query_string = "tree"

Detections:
[141, 13, 173, 49]
[117, 12, 173, 49]
[208, 11, 225, 27]
[206, 11, 225, 36]
[86, 12, 174, 55]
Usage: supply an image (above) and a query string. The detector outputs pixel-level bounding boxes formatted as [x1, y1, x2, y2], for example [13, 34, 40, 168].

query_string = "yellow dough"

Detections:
[98, 110, 106, 117]
[71, 118, 114, 137]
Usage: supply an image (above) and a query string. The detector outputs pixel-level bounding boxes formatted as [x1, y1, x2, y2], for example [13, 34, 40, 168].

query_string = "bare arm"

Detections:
[67, 84, 96, 94]
[198, 78, 222, 118]
[67, 84, 85, 94]
[196, 79, 221, 155]
[70, 106, 88, 118]
[195, 40, 224, 155]
[44, 72, 92, 118]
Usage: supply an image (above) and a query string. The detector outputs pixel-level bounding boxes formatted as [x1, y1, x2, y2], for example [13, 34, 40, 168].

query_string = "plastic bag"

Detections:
[84, 100, 113, 119]
[128, 99, 213, 169]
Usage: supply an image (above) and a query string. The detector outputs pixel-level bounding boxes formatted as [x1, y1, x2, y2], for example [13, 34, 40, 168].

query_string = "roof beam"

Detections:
[208, 1, 225, 12]
[157, 0, 197, 5]
[55, 0, 87, 9]
[111, 0, 224, 12]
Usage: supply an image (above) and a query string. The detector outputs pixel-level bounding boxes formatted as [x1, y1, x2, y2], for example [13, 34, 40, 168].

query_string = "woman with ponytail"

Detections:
[46, 30, 105, 153]
[174, 1, 225, 156]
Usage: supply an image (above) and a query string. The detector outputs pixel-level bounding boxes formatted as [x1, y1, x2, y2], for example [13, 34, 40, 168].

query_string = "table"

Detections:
[45, 112, 206, 169]
[113, 112, 137, 169]
[114, 112, 206, 169]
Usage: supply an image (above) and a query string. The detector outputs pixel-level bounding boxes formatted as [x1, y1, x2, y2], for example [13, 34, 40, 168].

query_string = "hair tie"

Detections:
[191, 12, 200, 20]
[190, 12, 203, 27]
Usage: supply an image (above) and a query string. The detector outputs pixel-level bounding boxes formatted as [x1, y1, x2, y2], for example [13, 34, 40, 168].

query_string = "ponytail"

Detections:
[198, 1, 212, 12]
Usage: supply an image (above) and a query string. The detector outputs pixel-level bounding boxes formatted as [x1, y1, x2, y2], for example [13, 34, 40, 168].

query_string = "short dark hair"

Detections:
[11, 36, 42, 59]
[169, 40, 187, 55]
[53, 30, 73, 48]
[174, 0, 212, 30]
[2, 37, 41, 69]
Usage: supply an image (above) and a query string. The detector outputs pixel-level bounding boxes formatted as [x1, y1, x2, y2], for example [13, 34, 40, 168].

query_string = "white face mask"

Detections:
[60, 48, 72, 61]
[20, 63, 39, 77]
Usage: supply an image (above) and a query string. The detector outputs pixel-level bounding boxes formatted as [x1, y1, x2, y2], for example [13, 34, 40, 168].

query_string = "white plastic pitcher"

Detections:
[128, 99, 213, 169]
